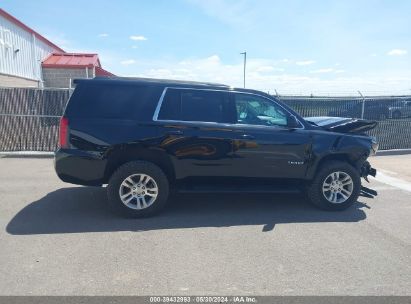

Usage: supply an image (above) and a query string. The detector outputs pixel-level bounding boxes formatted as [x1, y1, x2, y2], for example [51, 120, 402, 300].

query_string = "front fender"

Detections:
[305, 133, 373, 180]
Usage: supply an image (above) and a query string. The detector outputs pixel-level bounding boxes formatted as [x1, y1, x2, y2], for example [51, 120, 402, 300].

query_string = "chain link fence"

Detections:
[0, 87, 410, 152]
[0, 87, 71, 151]
[279, 95, 411, 150]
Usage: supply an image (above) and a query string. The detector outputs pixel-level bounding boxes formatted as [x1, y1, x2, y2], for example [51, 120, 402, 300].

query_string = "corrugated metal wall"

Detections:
[0, 15, 56, 82]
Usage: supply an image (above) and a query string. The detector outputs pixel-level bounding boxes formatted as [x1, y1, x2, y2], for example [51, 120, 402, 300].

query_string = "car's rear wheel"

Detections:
[107, 161, 169, 218]
[306, 161, 361, 211]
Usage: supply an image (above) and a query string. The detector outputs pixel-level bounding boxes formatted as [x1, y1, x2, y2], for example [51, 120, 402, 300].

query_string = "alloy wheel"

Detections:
[119, 174, 159, 210]
[322, 171, 354, 204]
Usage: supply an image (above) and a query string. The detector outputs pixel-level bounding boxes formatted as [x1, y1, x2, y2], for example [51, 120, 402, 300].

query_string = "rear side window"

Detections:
[158, 88, 226, 123]
[66, 83, 152, 119]
[157, 89, 181, 120]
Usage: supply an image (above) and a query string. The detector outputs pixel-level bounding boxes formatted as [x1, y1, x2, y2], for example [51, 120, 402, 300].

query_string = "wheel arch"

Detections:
[316, 153, 356, 169]
[306, 152, 361, 180]
[103, 146, 176, 184]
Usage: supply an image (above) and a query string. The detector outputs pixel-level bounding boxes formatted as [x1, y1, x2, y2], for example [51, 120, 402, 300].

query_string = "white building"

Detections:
[0, 8, 64, 87]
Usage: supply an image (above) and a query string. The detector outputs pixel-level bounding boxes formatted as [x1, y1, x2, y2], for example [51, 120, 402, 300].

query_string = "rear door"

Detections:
[154, 88, 238, 179]
[228, 92, 312, 178]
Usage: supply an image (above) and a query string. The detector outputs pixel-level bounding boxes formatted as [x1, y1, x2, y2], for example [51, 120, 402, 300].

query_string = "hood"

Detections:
[305, 116, 378, 134]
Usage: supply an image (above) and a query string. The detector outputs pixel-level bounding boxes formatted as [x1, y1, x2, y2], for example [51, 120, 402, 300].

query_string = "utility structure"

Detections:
[240, 51, 247, 88]
[0, 8, 113, 88]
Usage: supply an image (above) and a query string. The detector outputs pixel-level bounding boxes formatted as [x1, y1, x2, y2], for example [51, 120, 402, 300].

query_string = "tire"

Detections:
[306, 161, 361, 211]
[107, 161, 169, 218]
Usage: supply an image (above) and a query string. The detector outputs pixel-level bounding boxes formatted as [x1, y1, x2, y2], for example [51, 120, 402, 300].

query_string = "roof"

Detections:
[0, 9, 65, 53]
[74, 77, 275, 97]
[85, 77, 289, 101]
[42, 53, 115, 76]
[77, 77, 230, 88]
[42, 53, 101, 68]
[86, 77, 272, 96]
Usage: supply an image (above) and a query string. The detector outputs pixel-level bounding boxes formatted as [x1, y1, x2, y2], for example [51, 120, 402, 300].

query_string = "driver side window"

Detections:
[234, 93, 288, 127]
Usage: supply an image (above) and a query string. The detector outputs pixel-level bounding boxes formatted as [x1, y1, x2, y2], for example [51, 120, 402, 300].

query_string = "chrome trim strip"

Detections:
[152, 86, 305, 129]
[152, 119, 293, 131]
[152, 87, 168, 121]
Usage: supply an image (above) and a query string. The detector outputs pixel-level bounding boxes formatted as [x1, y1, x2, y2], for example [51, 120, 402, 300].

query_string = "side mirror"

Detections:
[287, 115, 300, 129]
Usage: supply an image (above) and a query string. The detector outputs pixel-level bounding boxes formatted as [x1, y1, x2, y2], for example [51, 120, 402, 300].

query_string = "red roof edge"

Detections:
[95, 66, 116, 77]
[41, 53, 115, 76]
[0, 8, 65, 53]
[41, 52, 102, 68]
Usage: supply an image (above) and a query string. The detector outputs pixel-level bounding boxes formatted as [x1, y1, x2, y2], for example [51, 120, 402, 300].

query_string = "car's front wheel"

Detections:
[306, 161, 361, 211]
[107, 161, 169, 218]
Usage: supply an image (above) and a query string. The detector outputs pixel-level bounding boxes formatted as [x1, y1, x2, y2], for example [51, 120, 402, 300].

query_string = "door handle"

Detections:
[166, 130, 184, 136]
[241, 134, 255, 140]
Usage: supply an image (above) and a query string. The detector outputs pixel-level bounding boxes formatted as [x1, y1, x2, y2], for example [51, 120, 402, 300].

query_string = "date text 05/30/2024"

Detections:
[149, 296, 257, 303]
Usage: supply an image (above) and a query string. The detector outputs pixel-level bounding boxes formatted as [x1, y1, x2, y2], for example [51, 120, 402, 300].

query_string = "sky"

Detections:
[2, 0, 411, 95]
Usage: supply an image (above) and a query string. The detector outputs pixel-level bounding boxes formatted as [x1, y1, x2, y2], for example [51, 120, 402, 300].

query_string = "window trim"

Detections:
[152, 87, 305, 129]
[152, 87, 228, 124]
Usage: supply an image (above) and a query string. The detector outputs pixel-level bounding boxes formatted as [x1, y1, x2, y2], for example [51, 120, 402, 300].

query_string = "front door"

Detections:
[228, 92, 312, 178]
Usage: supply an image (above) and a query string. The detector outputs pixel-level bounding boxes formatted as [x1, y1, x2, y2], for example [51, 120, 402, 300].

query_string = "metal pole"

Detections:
[358, 91, 365, 119]
[240, 51, 246, 88]
[275, 89, 280, 101]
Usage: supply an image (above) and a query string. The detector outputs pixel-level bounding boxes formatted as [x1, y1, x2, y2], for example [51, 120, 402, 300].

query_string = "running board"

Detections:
[177, 184, 301, 194]
[360, 186, 378, 199]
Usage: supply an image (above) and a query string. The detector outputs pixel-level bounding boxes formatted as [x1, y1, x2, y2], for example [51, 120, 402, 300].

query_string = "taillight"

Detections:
[59, 117, 69, 148]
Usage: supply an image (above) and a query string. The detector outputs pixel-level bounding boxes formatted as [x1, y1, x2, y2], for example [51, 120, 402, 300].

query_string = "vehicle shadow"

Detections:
[6, 186, 369, 235]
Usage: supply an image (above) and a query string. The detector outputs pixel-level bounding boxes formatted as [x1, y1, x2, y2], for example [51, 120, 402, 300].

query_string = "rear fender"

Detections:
[103, 145, 176, 183]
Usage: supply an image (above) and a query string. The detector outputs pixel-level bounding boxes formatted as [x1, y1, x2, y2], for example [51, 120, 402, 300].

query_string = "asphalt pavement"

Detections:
[0, 156, 410, 295]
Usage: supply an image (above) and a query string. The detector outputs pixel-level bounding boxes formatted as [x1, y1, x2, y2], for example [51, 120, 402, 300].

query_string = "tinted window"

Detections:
[66, 83, 150, 119]
[158, 89, 226, 123]
[234, 93, 288, 127]
[157, 89, 181, 120]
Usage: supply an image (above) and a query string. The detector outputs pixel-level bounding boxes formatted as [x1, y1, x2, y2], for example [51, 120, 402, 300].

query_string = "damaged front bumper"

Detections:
[361, 161, 377, 180]
[360, 161, 378, 198]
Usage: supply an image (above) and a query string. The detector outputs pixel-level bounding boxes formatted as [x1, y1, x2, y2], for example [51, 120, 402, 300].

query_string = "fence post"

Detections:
[358, 91, 365, 119]
[275, 89, 280, 102]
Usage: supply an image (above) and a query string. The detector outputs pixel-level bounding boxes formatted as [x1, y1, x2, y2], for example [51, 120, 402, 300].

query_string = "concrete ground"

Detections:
[371, 154, 411, 183]
[0, 155, 410, 295]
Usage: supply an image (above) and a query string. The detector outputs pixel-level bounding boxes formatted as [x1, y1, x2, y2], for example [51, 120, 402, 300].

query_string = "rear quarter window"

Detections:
[157, 88, 227, 123]
[65, 83, 161, 120]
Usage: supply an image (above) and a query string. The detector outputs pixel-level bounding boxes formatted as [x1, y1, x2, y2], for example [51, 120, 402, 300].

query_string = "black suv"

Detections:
[55, 77, 378, 217]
